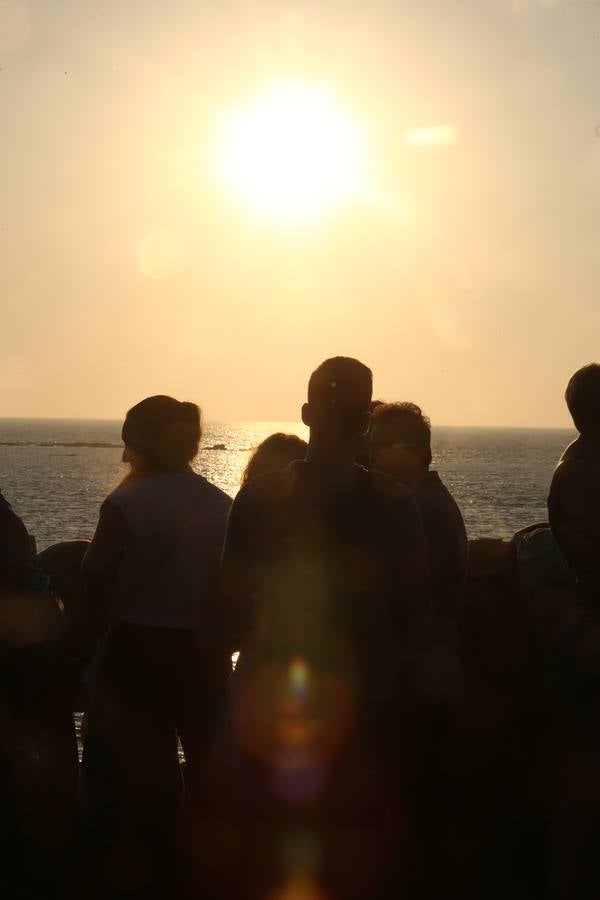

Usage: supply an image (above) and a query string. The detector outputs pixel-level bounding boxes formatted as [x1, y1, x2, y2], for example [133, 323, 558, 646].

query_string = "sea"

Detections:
[0, 418, 576, 547]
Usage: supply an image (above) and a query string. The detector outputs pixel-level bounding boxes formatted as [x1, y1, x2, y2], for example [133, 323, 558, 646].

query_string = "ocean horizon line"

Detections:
[0, 416, 575, 432]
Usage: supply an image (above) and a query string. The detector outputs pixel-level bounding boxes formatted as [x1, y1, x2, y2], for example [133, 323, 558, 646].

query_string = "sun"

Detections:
[215, 79, 367, 224]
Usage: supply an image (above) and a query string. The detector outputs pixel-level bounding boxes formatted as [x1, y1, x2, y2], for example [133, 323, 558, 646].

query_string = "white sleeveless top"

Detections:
[107, 471, 231, 629]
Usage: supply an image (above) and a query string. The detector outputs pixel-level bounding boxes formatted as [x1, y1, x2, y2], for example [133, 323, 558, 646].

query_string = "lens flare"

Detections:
[269, 869, 329, 900]
[405, 124, 458, 148]
[289, 657, 309, 700]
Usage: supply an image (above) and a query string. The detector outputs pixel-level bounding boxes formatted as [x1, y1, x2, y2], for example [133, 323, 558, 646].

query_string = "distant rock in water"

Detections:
[1, 439, 236, 451]
[40, 441, 121, 449]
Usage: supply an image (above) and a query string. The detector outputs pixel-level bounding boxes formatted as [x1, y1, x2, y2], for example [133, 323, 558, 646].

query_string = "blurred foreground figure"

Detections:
[547, 364, 600, 899]
[80, 395, 231, 899]
[198, 358, 429, 900]
[0, 492, 31, 590]
[0, 493, 77, 899]
[370, 402, 468, 618]
[549, 364, 600, 604]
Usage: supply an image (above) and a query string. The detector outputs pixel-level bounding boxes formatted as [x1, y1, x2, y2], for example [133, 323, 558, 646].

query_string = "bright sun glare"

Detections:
[215, 80, 367, 223]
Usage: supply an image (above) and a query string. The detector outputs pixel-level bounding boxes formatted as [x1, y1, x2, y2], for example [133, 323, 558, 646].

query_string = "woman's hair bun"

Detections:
[122, 395, 202, 471]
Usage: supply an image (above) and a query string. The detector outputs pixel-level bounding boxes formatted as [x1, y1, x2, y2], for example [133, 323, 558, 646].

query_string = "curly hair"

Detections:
[371, 401, 432, 467]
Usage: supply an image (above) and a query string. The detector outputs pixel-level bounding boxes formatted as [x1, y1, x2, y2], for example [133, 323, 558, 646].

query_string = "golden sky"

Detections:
[1, 0, 598, 425]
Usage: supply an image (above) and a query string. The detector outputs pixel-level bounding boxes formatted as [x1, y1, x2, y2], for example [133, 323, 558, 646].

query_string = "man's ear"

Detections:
[360, 412, 371, 437]
[301, 403, 311, 427]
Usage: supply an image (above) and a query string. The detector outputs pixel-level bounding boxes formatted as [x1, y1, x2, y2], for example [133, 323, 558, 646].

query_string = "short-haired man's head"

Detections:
[122, 395, 201, 472]
[565, 364, 600, 434]
[371, 402, 432, 468]
[303, 357, 373, 439]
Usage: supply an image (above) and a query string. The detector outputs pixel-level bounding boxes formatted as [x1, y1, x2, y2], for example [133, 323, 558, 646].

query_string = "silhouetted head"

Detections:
[369, 402, 432, 487]
[565, 364, 600, 435]
[302, 357, 372, 452]
[121, 395, 201, 476]
[242, 433, 308, 484]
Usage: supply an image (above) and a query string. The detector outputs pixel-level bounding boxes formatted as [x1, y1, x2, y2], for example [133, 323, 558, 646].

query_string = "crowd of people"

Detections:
[1, 356, 600, 900]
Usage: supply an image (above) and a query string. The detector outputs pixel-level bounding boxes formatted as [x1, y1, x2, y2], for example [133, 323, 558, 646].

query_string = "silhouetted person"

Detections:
[0, 495, 77, 900]
[242, 433, 308, 484]
[547, 364, 600, 899]
[0, 491, 31, 595]
[214, 358, 429, 900]
[0, 492, 32, 894]
[370, 402, 468, 618]
[80, 395, 231, 899]
[549, 364, 600, 605]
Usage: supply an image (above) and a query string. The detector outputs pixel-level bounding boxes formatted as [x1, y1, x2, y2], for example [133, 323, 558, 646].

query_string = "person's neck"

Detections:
[579, 429, 600, 454]
[305, 437, 358, 469]
[127, 462, 192, 481]
[410, 465, 429, 487]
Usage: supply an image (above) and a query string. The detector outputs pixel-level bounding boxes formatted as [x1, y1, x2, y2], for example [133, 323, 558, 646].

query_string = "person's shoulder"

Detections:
[193, 473, 232, 510]
[0, 492, 22, 517]
[366, 470, 426, 546]
[98, 489, 129, 525]
[0, 492, 15, 519]
[416, 471, 460, 506]
[104, 473, 170, 514]
[552, 439, 596, 487]
[0, 492, 28, 535]
[368, 468, 415, 504]
[236, 464, 297, 507]
[558, 437, 584, 466]
[105, 477, 139, 509]
[550, 458, 600, 522]
[415, 470, 443, 493]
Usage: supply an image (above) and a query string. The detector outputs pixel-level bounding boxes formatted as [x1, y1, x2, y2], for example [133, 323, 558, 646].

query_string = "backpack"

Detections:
[0, 562, 64, 656]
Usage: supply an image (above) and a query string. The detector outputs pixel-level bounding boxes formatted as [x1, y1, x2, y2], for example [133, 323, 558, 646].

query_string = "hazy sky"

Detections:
[1, 0, 599, 425]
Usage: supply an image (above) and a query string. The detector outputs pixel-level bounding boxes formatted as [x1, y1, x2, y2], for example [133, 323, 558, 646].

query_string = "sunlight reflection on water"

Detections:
[0, 418, 575, 547]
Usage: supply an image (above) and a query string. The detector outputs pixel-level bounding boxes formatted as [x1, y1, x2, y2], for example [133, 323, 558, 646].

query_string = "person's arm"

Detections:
[387, 484, 431, 629]
[388, 487, 467, 710]
[0, 497, 31, 592]
[549, 461, 600, 591]
[193, 502, 233, 665]
[182, 500, 235, 702]
[79, 500, 128, 645]
[220, 486, 259, 655]
[573, 466, 600, 544]
[565, 463, 600, 596]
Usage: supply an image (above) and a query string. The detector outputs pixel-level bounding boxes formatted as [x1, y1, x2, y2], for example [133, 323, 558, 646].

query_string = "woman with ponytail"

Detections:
[80, 396, 231, 897]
